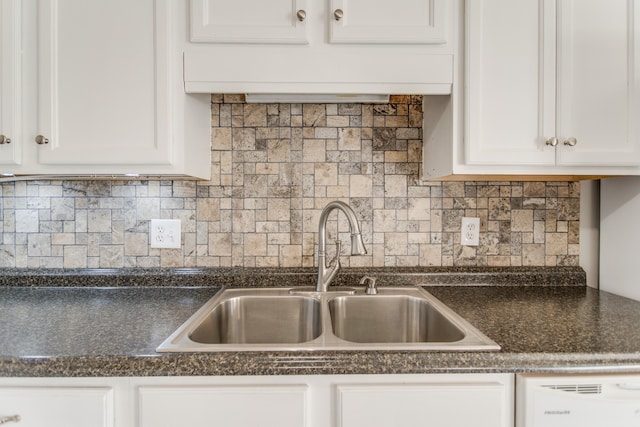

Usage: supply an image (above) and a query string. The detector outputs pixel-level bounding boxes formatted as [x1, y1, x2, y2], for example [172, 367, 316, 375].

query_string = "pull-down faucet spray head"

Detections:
[350, 232, 367, 256]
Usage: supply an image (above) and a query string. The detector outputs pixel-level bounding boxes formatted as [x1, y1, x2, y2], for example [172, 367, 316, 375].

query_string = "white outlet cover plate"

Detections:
[150, 219, 181, 249]
[461, 217, 480, 246]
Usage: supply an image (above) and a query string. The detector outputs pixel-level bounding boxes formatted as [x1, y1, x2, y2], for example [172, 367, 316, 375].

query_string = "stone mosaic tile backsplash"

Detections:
[0, 95, 579, 269]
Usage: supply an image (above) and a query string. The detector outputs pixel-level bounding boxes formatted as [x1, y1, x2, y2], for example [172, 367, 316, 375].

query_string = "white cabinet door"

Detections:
[336, 380, 512, 427]
[464, 0, 640, 171]
[138, 384, 308, 427]
[464, 0, 557, 167]
[190, 0, 309, 44]
[0, 0, 20, 166]
[35, 0, 173, 168]
[191, 0, 445, 45]
[0, 0, 211, 179]
[556, 0, 640, 167]
[329, 0, 447, 44]
[184, 0, 455, 94]
[0, 386, 114, 427]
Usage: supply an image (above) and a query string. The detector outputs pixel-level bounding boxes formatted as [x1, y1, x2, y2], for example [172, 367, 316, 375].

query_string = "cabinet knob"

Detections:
[545, 137, 558, 147]
[0, 415, 21, 424]
[563, 137, 577, 147]
[0, 135, 11, 144]
[296, 9, 306, 22]
[35, 135, 49, 145]
[334, 9, 344, 21]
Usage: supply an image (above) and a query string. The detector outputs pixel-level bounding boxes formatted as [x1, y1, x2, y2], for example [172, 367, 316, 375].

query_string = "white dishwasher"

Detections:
[517, 373, 640, 427]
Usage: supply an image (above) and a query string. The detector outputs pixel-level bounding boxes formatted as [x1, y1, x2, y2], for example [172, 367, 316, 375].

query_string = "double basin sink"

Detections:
[157, 286, 500, 352]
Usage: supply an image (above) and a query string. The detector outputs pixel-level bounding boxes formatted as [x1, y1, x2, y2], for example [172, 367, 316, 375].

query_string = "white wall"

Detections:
[580, 180, 599, 288]
[600, 177, 640, 300]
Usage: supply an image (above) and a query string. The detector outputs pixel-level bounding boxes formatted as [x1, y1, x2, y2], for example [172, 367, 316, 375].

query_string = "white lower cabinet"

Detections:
[135, 373, 514, 427]
[0, 373, 514, 427]
[138, 383, 308, 427]
[0, 379, 120, 427]
[336, 380, 511, 427]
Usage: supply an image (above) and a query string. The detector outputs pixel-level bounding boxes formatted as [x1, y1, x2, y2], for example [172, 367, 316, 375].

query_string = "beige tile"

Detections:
[338, 128, 361, 151]
[384, 175, 407, 198]
[208, 232, 231, 256]
[315, 163, 338, 186]
[512, 209, 534, 232]
[302, 140, 326, 162]
[350, 175, 373, 198]
[244, 233, 267, 256]
[124, 233, 148, 256]
[212, 127, 232, 150]
[546, 233, 568, 255]
[408, 198, 430, 221]
[243, 104, 267, 127]
[100, 245, 124, 268]
[384, 233, 408, 255]
[303, 104, 326, 127]
[268, 198, 291, 222]
[197, 198, 220, 221]
[232, 128, 256, 150]
[280, 245, 302, 267]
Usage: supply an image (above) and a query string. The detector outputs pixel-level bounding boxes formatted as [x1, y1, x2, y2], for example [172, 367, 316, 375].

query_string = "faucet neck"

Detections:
[315, 201, 367, 292]
[317, 201, 365, 253]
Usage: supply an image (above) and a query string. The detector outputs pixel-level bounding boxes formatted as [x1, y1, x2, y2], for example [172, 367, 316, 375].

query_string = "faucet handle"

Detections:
[328, 240, 342, 267]
[360, 276, 378, 295]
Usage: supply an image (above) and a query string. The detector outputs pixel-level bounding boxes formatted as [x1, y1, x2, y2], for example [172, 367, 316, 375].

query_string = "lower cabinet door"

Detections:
[0, 386, 114, 427]
[138, 384, 308, 427]
[336, 381, 511, 427]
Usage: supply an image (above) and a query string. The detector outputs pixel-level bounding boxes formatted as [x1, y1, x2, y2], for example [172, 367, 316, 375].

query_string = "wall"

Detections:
[0, 95, 580, 269]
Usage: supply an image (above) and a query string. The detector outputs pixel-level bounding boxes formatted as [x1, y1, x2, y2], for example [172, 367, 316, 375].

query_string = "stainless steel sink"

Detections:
[157, 287, 500, 352]
[189, 294, 321, 344]
[328, 294, 465, 343]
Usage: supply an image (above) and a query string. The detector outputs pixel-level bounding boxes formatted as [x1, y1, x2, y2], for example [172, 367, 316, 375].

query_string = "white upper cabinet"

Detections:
[0, 0, 211, 179]
[184, 0, 454, 95]
[328, 0, 447, 44]
[191, 0, 446, 45]
[464, 0, 557, 168]
[423, 0, 640, 179]
[0, 0, 20, 167]
[555, 0, 640, 167]
[36, 0, 169, 168]
[191, 0, 310, 44]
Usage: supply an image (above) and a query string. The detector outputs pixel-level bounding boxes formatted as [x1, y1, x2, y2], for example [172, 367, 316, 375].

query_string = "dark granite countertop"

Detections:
[1, 267, 639, 377]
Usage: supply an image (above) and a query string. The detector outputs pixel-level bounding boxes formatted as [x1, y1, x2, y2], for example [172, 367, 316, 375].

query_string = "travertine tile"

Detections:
[63, 246, 87, 268]
[512, 210, 534, 232]
[212, 128, 232, 151]
[0, 96, 579, 268]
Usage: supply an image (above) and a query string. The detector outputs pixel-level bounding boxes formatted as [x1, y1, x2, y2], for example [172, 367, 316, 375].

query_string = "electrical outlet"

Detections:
[461, 217, 480, 246]
[150, 219, 181, 249]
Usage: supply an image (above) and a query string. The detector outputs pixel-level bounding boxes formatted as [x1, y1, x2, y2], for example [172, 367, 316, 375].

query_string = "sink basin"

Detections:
[157, 287, 500, 352]
[328, 295, 465, 343]
[189, 295, 321, 344]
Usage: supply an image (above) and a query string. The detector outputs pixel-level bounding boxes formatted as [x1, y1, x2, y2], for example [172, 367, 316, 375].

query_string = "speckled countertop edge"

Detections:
[2, 352, 640, 378]
[5, 266, 640, 378]
[0, 266, 587, 288]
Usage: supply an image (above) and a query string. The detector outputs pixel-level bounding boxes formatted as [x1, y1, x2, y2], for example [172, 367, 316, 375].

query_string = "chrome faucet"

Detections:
[316, 201, 367, 292]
